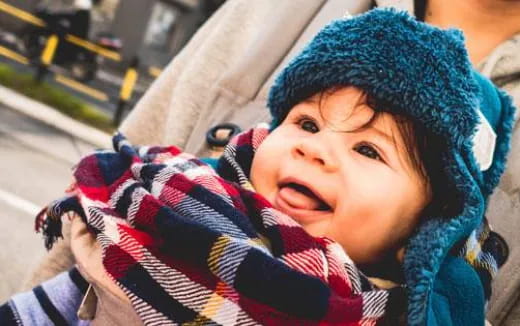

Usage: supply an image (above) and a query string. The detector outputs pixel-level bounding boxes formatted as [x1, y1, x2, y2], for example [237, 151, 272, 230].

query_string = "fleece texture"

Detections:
[267, 8, 516, 325]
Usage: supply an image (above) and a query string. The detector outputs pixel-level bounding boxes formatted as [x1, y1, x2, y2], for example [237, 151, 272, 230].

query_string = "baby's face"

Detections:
[251, 87, 429, 264]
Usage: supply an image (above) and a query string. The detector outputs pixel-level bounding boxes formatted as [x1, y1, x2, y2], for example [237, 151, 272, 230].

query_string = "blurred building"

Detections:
[0, 0, 225, 67]
[112, 0, 217, 67]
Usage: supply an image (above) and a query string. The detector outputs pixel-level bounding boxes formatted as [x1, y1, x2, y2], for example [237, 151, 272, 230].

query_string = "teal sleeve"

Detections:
[427, 255, 485, 326]
[200, 157, 219, 169]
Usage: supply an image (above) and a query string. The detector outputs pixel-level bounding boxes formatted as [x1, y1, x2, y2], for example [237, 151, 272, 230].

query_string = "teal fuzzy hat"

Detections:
[267, 8, 515, 326]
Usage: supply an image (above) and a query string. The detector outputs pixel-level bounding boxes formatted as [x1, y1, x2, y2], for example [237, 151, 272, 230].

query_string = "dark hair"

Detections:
[316, 87, 462, 219]
[414, 0, 427, 22]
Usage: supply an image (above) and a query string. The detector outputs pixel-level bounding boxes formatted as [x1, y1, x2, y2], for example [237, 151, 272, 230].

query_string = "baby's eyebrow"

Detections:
[365, 125, 404, 154]
[370, 126, 393, 144]
[368, 125, 418, 170]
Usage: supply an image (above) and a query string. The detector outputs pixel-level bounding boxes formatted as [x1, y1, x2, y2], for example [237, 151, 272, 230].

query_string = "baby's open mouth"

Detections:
[278, 182, 331, 211]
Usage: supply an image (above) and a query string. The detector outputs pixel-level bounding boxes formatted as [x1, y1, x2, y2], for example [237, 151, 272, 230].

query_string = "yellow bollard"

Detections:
[119, 67, 138, 101]
[114, 61, 140, 125]
[41, 34, 59, 66]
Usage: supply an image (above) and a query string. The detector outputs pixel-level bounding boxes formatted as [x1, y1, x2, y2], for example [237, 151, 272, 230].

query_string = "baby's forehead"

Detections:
[297, 87, 397, 132]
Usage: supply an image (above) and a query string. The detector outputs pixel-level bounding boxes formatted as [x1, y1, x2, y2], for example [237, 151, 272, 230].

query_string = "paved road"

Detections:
[0, 104, 98, 302]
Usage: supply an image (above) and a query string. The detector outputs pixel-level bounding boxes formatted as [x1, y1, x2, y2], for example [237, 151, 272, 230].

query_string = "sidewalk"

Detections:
[0, 86, 111, 155]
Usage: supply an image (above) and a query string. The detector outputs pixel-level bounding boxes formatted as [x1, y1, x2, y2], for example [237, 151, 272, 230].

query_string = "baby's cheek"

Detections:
[334, 216, 399, 264]
[250, 144, 275, 198]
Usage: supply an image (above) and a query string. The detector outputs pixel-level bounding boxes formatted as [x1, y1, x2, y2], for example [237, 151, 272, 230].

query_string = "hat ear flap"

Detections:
[471, 72, 516, 198]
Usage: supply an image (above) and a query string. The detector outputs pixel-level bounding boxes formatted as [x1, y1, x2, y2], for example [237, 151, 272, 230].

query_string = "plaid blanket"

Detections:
[36, 126, 405, 325]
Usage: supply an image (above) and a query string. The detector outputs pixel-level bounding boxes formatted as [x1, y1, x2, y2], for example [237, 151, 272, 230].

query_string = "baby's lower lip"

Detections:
[274, 188, 331, 223]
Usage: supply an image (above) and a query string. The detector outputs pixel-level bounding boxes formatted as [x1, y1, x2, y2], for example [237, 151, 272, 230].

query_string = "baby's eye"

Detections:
[298, 118, 319, 133]
[354, 143, 383, 161]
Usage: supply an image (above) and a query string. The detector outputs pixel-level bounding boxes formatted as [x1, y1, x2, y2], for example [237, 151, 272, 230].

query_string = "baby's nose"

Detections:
[294, 146, 326, 165]
[292, 137, 338, 172]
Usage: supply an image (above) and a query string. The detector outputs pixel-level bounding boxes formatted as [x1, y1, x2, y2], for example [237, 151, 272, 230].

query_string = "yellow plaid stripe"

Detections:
[208, 236, 230, 275]
[199, 285, 227, 322]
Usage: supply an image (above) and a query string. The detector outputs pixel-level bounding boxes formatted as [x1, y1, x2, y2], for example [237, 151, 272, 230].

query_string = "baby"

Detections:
[3, 8, 515, 326]
[252, 86, 430, 267]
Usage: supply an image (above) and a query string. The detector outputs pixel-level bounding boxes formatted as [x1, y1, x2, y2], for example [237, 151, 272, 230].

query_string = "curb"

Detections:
[0, 85, 112, 149]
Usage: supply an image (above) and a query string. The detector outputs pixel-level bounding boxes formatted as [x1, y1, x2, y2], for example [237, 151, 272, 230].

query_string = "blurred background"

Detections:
[0, 0, 225, 121]
[0, 0, 224, 302]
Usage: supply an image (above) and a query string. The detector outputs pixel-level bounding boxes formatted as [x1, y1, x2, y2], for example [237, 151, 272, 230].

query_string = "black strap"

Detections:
[0, 302, 19, 325]
[33, 285, 68, 326]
